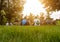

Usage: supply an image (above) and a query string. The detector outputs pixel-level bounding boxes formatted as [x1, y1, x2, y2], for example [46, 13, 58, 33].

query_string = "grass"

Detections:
[0, 25, 60, 42]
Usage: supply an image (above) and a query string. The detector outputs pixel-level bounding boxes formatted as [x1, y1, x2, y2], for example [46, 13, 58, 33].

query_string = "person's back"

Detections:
[21, 19, 27, 25]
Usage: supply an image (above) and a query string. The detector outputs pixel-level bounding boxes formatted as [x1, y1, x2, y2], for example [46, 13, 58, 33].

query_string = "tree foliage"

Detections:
[0, 0, 25, 25]
[39, 0, 60, 11]
[0, 10, 7, 25]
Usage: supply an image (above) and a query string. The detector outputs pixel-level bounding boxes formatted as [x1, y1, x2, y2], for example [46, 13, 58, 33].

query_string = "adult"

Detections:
[21, 17, 27, 25]
[6, 22, 9, 26]
[34, 17, 40, 26]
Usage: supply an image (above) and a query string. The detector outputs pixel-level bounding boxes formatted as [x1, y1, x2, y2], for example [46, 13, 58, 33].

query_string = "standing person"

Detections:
[34, 17, 40, 26]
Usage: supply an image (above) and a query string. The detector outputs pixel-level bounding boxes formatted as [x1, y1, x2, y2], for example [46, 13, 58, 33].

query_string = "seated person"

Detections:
[21, 17, 27, 25]
[34, 17, 40, 26]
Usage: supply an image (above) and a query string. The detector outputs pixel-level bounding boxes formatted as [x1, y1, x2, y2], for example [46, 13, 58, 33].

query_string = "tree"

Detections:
[29, 13, 34, 25]
[6, 0, 25, 23]
[40, 12, 45, 25]
[39, 0, 60, 11]
[0, 10, 7, 25]
[39, 0, 59, 25]
[0, 0, 25, 25]
[0, 0, 7, 25]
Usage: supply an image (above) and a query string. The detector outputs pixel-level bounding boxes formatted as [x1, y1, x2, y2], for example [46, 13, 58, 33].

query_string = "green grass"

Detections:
[0, 25, 60, 42]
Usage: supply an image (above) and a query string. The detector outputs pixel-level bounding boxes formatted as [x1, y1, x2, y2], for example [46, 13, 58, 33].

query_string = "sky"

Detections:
[50, 11, 60, 20]
[22, 0, 46, 16]
[22, 0, 60, 20]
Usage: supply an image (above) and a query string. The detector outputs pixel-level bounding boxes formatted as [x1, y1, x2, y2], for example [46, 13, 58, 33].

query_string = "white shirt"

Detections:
[6, 22, 9, 26]
[34, 18, 40, 26]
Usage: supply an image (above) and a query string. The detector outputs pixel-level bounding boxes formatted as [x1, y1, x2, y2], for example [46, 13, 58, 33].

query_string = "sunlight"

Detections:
[50, 11, 60, 20]
[22, 0, 46, 16]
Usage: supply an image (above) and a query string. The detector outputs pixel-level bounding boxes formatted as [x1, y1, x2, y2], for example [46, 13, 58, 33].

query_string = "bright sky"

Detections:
[50, 11, 60, 20]
[22, 0, 60, 20]
[22, 0, 46, 16]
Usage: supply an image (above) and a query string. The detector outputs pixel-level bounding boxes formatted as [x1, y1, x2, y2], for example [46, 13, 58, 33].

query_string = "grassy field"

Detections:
[0, 25, 60, 42]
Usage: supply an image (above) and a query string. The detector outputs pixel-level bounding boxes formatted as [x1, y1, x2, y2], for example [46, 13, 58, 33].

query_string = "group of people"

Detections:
[5, 16, 40, 26]
[21, 17, 40, 26]
[5, 14, 57, 26]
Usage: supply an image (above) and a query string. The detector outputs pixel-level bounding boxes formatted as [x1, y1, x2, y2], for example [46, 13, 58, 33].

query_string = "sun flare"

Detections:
[22, 0, 46, 16]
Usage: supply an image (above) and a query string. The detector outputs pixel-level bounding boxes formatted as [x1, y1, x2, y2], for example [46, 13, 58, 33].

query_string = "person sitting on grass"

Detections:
[21, 17, 27, 25]
[34, 17, 40, 26]
[6, 21, 9, 26]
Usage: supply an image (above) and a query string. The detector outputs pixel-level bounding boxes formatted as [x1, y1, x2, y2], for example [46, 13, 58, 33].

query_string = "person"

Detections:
[34, 17, 40, 26]
[21, 17, 27, 25]
[6, 22, 9, 26]
[10, 22, 13, 25]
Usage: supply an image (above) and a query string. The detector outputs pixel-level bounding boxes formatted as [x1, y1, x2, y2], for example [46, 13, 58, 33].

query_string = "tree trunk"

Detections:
[0, 0, 3, 25]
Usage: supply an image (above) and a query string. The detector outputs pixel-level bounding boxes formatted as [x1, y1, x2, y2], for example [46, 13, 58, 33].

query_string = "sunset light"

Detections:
[22, 0, 46, 16]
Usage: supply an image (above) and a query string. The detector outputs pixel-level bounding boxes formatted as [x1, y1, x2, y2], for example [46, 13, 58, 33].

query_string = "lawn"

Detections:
[0, 25, 60, 42]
